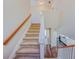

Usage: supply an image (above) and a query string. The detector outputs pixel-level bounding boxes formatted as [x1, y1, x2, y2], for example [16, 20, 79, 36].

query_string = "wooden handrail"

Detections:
[51, 45, 75, 49]
[3, 14, 31, 45]
[58, 45, 75, 48]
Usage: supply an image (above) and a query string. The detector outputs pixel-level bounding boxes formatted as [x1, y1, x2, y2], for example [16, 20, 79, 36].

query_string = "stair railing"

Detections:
[3, 14, 31, 45]
[57, 35, 75, 59]
[58, 45, 75, 59]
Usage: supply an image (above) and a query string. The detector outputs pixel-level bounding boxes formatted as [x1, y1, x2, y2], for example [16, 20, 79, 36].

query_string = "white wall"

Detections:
[57, 0, 75, 40]
[44, 0, 75, 40]
[3, 0, 31, 59]
[31, 0, 75, 39]
[31, 0, 40, 23]
[4, 0, 31, 39]
[31, 6, 40, 23]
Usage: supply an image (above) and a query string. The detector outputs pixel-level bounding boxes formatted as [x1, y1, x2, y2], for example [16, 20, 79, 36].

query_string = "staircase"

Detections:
[14, 23, 40, 59]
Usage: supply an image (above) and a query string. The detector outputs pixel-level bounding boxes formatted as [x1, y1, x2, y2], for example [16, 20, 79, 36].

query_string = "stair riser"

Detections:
[14, 56, 40, 59]
[29, 26, 40, 29]
[31, 25, 40, 26]
[29, 27, 40, 29]
[25, 33, 39, 35]
[30, 26, 40, 27]
[20, 44, 39, 47]
[27, 31, 40, 33]
[31, 25, 40, 27]
[23, 38, 39, 40]
[30, 26, 40, 29]
[21, 43, 39, 45]
[28, 30, 39, 31]
[22, 38, 38, 41]
[31, 23, 40, 24]
[30, 24, 40, 27]
[16, 54, 40, 57]
[26, 32, 39, 34]
[29, 27, 40, 30]
[20, 46, 39, 49]
[23, 39, 39, 43]
[29, 28, 40, 31]
[23, 37, 39, 40]
[25, 35, 39, 37]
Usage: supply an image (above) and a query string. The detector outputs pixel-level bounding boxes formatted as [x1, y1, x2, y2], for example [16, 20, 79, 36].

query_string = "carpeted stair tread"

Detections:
[15, 56, 40, 59]
[16, 47, 40, 54]
[24, 36, 39, 39]
[25, 34, 39, 37]
[21, 41, 39, 45]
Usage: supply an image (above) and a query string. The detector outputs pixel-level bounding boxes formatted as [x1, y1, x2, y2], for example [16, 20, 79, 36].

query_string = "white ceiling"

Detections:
[31, 0, 55, 11]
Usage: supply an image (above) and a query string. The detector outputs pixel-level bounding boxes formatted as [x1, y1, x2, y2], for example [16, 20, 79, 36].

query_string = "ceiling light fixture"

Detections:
[39, 0, 45, 5]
